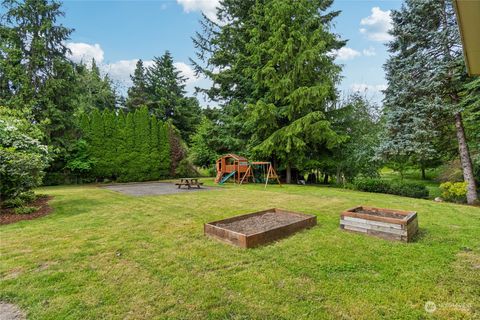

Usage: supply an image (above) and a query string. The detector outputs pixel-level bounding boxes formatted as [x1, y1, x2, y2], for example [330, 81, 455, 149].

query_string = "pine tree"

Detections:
[145, 51, 201, 141]
[245, 0, 346, 183]
[0, 0, 80, 181]
[192, 0, 346, 182]
[126, 59, 149, 110]
[146, 51, 185, 119]
[0, 0, 72, 108]
[382, 0, 478, 203]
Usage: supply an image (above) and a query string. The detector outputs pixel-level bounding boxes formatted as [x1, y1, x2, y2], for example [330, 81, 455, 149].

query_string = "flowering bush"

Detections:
[439, 181, 468, 203]
[0, 107, 51, 206]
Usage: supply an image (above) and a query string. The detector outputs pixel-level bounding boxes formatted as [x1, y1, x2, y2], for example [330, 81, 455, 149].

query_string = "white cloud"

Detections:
[362, 47, 376, 57]
[334, 47, 361, 61]
[173, 62, 198, 84]
[66, 42, 104, 64]
[360, 7, 393, 42]
[66, 41, 207, 99]
[332, 46, 378, 61]
[103, 59, 142, 84]
[176, 0, 220, 21]
[351, 83, 387, 93]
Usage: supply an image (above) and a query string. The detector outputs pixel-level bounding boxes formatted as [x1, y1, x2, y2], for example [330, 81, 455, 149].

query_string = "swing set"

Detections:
[215, 154, 281, 188]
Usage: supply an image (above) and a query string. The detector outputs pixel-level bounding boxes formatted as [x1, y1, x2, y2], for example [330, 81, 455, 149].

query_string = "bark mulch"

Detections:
[0, 196, 53, 225]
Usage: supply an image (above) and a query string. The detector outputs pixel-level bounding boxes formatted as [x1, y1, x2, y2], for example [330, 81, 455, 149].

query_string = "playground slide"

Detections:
[219, 171, 236, 184]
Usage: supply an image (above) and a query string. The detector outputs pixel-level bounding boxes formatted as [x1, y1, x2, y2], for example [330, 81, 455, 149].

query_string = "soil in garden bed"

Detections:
[0, 196, 53, 225]
[215, 211, 307, 235]
[352, 208, 405, 220]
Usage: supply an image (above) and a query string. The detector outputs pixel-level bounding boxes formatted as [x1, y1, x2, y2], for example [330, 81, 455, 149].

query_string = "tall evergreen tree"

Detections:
[245, 0, 346, 183]
[146, 51, 185, 119]
[126, 59, 149, 110]
[382, 0, 478, 203]
[0, 0, 72, 108]
[144, 51, 201, 141]
[192, 0, 346, 182]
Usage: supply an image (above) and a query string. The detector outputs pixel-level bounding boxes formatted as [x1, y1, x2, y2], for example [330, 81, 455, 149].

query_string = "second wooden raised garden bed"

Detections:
[340, 206, 418, 242]
[205, 208, 317, 248]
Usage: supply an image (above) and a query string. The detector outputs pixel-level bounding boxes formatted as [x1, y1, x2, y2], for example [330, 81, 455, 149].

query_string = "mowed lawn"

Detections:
[1, 183, 479, 319]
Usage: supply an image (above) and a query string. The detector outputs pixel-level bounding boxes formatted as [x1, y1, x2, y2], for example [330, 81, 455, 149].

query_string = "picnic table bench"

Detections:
[175, 178, 204, 189]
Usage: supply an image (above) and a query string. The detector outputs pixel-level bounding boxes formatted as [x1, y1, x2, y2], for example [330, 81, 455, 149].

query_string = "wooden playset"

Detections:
[214, 154, 281, 187]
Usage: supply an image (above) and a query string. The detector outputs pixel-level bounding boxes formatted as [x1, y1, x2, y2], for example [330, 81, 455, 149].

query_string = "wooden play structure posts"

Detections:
[214, 154, 281, 187]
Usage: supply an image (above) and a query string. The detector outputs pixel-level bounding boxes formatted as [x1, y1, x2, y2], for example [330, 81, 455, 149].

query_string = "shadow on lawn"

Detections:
[50, 198, 105, 219]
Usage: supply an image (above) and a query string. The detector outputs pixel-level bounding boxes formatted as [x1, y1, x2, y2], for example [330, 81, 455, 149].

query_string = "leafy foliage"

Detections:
[440, 181, 468, 203]
[327, 94, 382, 183]
[0, 107, 51, 204]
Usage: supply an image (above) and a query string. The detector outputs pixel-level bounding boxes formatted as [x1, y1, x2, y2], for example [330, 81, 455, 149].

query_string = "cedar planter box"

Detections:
[340, 206, 418, 242]
[204, 208, 317, 248]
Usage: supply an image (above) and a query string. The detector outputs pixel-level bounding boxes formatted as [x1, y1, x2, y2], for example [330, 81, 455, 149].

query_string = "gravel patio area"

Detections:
[102, 182, 216, 196]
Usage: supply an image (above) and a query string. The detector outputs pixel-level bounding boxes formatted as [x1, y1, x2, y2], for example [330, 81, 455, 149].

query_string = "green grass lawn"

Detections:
[1, 182, 479, 319]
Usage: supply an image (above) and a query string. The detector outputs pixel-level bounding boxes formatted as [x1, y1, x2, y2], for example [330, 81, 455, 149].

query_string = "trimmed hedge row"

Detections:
[353, 178, 429, 199]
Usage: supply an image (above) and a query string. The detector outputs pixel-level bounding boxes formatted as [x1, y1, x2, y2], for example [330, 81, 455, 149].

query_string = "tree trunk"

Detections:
[421, 167, 426, 180]
[323, 173, 329, 184]
[454, 112, 478, 204]
[286, 163, 291, 184]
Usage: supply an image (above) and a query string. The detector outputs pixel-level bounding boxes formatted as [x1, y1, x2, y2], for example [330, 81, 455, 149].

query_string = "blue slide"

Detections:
[219, 171, 236, 184]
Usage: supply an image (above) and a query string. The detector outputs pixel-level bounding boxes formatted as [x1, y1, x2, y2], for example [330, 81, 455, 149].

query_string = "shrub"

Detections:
[439, 181, 468, 203]
[0, 107, 50, 202]
[353, 178, 429, 199]
[2, 191, 38, 209]
[389, 181, 430, 199]
[353, 179, 391, 194]
[175, 159, 199, 178]
[19, 190, 37, 203]
[14, 206, 37, 214]
[2, 197, 25, 208]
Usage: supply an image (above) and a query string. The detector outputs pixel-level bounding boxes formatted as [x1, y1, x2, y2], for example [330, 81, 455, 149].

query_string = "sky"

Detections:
[60, 0, 403, 106]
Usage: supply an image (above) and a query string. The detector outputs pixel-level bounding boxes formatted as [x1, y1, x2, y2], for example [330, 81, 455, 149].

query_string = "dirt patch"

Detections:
[2, 268, 23, 280]
[215, 211, 307, 235]
[353, 208, 405, 220]
[102, 182, 217, 196]
[0, 302, 25, 320]
[0, 196, 53, 226]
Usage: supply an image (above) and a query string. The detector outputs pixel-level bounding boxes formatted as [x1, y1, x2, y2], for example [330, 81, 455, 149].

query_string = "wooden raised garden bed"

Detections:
[204, 208, 317, 248]
[340, 206, 418, 242]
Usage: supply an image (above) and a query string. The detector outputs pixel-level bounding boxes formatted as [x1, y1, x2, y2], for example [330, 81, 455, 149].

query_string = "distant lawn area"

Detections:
[1, 182, 479, 319]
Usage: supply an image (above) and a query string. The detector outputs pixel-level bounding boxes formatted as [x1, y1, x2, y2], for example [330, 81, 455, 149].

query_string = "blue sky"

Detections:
[61, 0, 403, 106]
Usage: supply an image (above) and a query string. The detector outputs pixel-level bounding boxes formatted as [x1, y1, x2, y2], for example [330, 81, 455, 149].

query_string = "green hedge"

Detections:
[79, 107, 172, 182]
[353, 178, 429, 199]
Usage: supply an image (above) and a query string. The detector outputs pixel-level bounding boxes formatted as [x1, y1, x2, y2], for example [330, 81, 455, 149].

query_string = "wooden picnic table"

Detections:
[175, 178, 204, 189]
